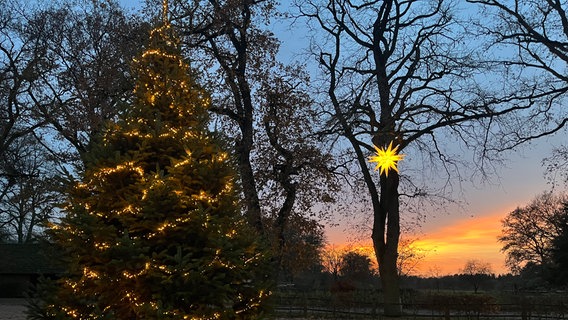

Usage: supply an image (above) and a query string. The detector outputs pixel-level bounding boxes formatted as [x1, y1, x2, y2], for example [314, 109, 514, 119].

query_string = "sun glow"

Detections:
[369, 141, 405, 176]
[408, 213, 509, 276]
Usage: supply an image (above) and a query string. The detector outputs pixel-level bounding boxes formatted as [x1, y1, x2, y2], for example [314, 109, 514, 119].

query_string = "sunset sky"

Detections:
[326, 209, 512, 276]
[410, 211, 511, 276]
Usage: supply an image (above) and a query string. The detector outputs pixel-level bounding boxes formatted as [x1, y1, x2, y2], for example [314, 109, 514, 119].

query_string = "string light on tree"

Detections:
[369, 141, 405, 176]
[31, 0, 271, 318]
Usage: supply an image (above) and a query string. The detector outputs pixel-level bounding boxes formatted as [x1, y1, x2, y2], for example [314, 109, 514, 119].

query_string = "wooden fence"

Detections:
[271, 290, 568, 319]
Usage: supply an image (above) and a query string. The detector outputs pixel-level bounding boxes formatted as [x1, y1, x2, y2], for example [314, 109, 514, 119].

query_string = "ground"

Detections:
[0, 299, 26, 320]
[0, 300, 303, 320]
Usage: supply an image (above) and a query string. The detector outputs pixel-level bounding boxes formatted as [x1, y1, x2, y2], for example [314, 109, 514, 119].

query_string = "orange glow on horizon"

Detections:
[326, 210, 513, 277]
[410, 212, 510, 276]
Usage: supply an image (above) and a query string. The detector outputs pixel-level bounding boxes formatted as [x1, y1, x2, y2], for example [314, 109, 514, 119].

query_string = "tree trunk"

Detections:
[274, 184, 296, 278]
[236, 136, 263, 233]
[235, 41, 262, 233]
[378, 247, 401, 316]
[373, 169, 402, 317]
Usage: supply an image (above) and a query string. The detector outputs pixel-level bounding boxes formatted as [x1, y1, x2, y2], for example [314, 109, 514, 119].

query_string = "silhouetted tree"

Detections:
[0, 1, 61, 242]
[397, 236, 429, 277]
[321, 245, 344, 280]
[0, 135, 58, 243]
[264, 213, 326, 281]
[468, 0, 568, 182]
[2, 0, 150, 243]
[0, 0, 49, 203]
[340, 251, 373, 281]
[256, 65, 339, 271]
[499, 192, 567, 273]
[460, 259, 493, 293]
[550, 210, 568, 286]
[168, 0, 279, 231]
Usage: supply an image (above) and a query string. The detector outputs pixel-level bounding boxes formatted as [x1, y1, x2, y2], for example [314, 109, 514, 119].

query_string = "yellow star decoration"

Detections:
[369, 141, 405, 177]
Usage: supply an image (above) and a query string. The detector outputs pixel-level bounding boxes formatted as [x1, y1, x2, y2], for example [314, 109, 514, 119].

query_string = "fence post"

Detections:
[302, 293, 307, 318]
[521, 304, 530, 320]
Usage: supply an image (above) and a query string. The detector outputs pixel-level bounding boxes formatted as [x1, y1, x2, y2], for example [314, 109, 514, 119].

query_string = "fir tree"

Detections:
[31, 13, 270, 320]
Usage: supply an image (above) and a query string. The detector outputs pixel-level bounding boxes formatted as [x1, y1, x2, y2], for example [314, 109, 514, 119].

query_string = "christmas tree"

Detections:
[32, 9, 270, 320]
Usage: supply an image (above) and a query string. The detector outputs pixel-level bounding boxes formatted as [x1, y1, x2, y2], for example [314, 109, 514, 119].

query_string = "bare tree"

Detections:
[466, 0, 568, 149]
[294, 0, 553, 315]
[24, 0, 148, 166]
[0, 1, 57, 241]
[545, 145, 568, 187]
[470, 0, 568, 186]
[321, 245, 344, 280]
[0, 135, 58, 243]
[397, 236, 428, 277]
[1, 0, 148, 241]
[1, 0, 49, 202]
[460, 259, 493, 293]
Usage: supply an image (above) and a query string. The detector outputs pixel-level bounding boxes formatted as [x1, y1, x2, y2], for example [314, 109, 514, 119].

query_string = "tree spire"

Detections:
[162, 0, 169, 25]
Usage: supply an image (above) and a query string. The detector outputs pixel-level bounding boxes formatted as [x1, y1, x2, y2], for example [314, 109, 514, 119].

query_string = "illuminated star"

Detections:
[369, 141, 405, 177]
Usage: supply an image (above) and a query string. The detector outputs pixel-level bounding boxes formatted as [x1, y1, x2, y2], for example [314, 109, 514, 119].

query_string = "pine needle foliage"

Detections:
[31, 20, 270, 320]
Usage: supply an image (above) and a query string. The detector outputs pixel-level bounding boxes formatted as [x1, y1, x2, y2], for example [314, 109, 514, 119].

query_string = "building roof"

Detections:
[0, 243, 63, 275]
